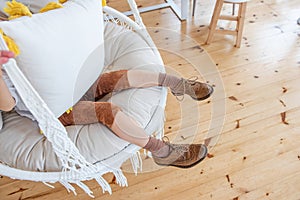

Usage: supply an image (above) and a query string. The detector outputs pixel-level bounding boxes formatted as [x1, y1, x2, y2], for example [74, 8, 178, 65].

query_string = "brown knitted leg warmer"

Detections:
[82, 70, 130, 101]
[58, 101, 121, 128]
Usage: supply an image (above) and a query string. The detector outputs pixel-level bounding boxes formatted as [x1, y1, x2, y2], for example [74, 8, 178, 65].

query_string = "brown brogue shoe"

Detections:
[171, 77, 214, 101]
[153, 143, 208, 168]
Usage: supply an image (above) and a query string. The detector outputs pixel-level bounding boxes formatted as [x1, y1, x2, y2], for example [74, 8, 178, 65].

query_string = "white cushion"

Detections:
[0, 0, 105, 117]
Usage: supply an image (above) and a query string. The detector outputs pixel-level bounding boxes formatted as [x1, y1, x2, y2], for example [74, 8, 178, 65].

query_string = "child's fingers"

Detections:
[0, 57, 9, 65]
[0, 50, 15, 58]
[0, 50, 14, 65]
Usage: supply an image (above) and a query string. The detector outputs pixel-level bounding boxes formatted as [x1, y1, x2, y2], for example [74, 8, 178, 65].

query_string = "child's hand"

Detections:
[0, 50, 15, 77]
[0, 50, 14, 64]
[0, 50, 16, 111]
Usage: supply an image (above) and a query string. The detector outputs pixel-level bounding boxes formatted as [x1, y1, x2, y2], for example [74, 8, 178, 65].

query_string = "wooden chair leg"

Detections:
[192, 0, 197, 16]
[235, 2, 247, 47]
[206, 0, 224, 45]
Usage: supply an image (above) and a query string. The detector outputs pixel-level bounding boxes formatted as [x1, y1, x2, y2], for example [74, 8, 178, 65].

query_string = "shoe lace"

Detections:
[162, 136, 189, 155]
[174, 76, 199, 102]
[170, 144, 189, 155]
[162, 136, 171, 144]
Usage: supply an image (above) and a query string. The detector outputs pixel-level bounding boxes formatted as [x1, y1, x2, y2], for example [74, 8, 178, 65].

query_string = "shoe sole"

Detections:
[154, 145, 208, 169]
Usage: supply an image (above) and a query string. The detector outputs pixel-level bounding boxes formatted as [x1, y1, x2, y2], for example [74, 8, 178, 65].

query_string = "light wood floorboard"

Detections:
[1, 0, 299, 199]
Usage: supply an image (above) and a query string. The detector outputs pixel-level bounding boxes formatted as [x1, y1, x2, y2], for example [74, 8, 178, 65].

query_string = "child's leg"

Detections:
[58, 101, 208, 168]
[58, 101, 120, 128]
[89, 70, 213, 101]
[110, 110, 208, 168]
[127, 70, 214, 101]
[59, 101, 160, 148]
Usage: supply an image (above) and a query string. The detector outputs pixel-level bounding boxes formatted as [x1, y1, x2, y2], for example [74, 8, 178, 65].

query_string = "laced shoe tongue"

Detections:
[171, 76, 200, 101]
[172, 144, 189, 155]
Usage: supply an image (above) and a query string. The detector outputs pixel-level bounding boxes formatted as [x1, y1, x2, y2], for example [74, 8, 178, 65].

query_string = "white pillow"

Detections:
[0, 0, 105, 117]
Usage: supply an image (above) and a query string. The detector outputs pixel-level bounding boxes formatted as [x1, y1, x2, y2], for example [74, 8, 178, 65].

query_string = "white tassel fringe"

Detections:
[130, 151, 142, 175]
[113, 169, 128, 187]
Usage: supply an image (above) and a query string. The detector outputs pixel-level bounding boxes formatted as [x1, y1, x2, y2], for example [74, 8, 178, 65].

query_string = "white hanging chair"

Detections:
[0, 0, 167, 197]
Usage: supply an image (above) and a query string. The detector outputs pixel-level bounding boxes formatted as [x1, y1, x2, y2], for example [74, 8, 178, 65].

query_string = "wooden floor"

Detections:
[1, 0, 300, 199]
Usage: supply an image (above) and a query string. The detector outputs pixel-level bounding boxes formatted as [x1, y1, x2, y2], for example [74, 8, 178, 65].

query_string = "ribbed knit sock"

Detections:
[143, 137, 170, 158]
[158, 73, 182, 91]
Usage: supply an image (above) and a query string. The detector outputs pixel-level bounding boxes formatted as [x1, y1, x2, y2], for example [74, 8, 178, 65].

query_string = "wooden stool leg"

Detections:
[235, 2, 247, 47]
[206, 0, 224, 45]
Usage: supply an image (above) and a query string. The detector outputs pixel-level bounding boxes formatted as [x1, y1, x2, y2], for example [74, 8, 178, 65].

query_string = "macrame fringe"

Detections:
[59, 169, 113, 196]
[130, 151, 142, 175]
[59, 180, 77, 195]
[104, 14, 133, 31]
[76, 181, 94, 198]
[42, 181, 55, 189]
[58, 171, 126, 197]
[95, 176, 112, 194]
[112, 169, 128, 187]
[144, 149, 152, 158]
